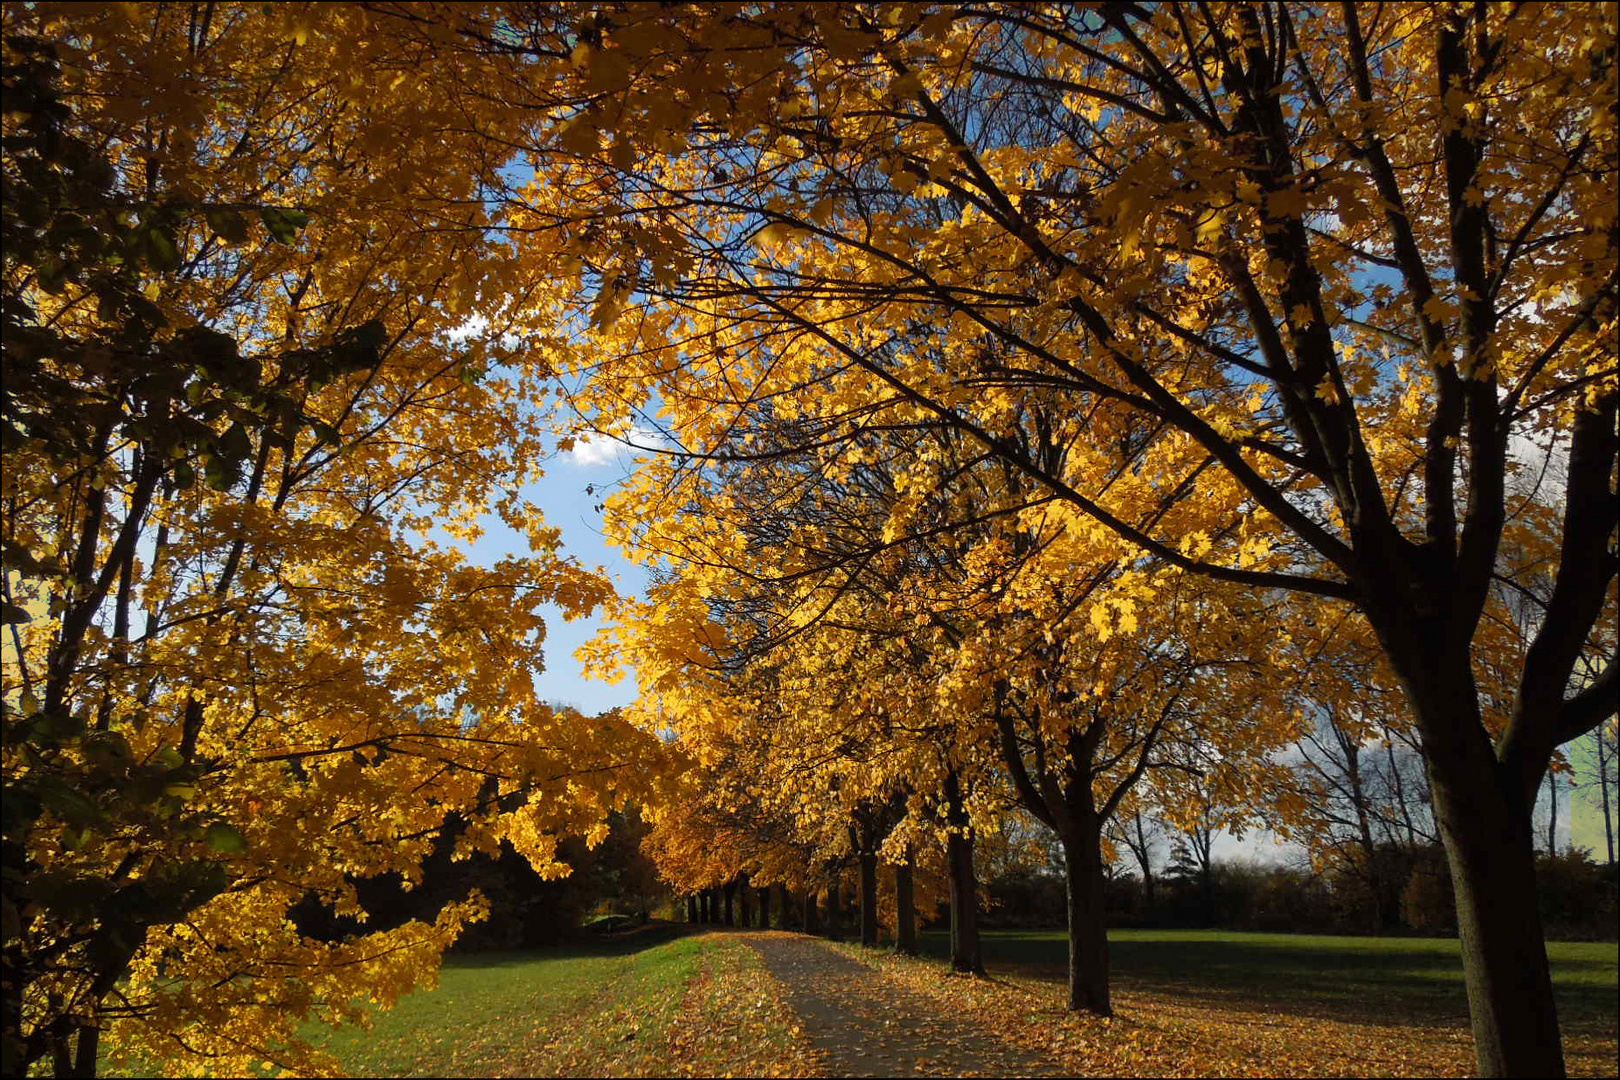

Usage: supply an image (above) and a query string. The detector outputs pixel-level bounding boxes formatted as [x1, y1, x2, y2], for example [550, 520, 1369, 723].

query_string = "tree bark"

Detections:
[825, 879, 843, 940]
[722, 880, 735, 926]
[895, 848, 917, 955]
[71, 1025, 97, 1079]
[945, 828, 983, 974]
[859, 852, 879, 947]
[759, 885, 771, 929]
[1428, 743, 1565, 1077]
[1062, 829, 1112, 1015]
[1600, 731, 1615, 866]
[943, 770, 984, 975]
[1546, 772, 1558, 854]
[49, 1032, 70, 1078]
[739, 875, 752, 928]
[687, 894, 698, 923]
[802, 887, 818, 935]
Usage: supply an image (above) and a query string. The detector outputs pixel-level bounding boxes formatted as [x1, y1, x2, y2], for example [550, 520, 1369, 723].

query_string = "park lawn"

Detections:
[852, 928, 1620, 1078]
[913, 928, 1618, 1033]
[298, 925, 814, 1078]
[94, 925, 813, 1078]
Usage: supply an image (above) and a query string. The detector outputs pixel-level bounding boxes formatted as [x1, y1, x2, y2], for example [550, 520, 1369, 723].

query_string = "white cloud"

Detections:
[445, 313, 489, 342]
[566, 426, 667, 468]
[569, 431, 622, 467]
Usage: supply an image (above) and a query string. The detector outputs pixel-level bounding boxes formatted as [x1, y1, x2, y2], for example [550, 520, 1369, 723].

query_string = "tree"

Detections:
[1106, 810, 1163, 915]
[456, 6, 1617, 1073]
[1, 11, 653, 1076]
[1582, 718, 1618, 866]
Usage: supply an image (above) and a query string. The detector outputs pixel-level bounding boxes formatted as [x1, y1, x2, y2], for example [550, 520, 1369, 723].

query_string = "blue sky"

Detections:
[464, 431, 652, 716]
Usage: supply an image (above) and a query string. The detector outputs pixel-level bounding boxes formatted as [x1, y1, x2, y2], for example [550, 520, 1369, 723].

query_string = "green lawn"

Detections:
[917, 928, 1619, 1033]
[299, 924, 697, 1076]
[97, 924, 809, 1078]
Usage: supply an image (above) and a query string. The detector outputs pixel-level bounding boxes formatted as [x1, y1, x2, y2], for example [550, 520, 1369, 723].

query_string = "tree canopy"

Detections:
[2, 4, 1614, 1078]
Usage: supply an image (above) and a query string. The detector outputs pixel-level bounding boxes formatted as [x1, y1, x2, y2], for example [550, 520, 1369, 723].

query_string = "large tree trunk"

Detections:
[825, 879, 843, 940]
[722, 881, 735, 926]
[945, 828, 983, 974]
[802, 887, 818, 935]
[1061, 828, 1112, 1016]
[1428, 741, 1565, 1077]
[894, 849, 917, 955]
[687, 894, 699, 923]
[859, 852, 879, 947]
[759, 885, 771, 929]
[1374, 586, 1574, 1078]
[739, 875, 752, 928]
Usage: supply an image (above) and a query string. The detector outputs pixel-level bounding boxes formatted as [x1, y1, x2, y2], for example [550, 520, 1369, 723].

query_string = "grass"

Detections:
[300, 924, 695, 1077]
[297, 924, 813, 1078]
[912, 928, 1619, 1034]
[827, 929, 1618, 1078]
[92, 925, 812, 1078]
[87, 925, 1617, 1077]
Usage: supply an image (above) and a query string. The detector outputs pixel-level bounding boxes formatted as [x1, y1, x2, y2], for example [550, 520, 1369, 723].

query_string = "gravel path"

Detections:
[742, 932, 1068, 1078]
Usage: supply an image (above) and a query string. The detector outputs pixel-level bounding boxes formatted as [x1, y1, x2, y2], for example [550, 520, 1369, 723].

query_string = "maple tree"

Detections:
[1, 7, 656, 1076]
[6, 5, 1614, 1077]
[460, 5, 1617, 1074]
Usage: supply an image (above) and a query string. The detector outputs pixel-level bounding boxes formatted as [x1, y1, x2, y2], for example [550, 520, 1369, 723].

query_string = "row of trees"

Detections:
[3, 5, 1614, 1079]
[674, 835, 1619, 944]
[526, 6, 1615, 1077]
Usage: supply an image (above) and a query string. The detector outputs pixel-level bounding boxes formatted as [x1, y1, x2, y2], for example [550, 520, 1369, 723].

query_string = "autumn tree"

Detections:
[1, 8, 654, 1076]
[436, 5, 1620, 1073]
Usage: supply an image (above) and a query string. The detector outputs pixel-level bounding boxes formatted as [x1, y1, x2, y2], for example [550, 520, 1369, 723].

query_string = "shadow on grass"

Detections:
[444, 921, 701, 969]
[915, 930, 1619, 1035]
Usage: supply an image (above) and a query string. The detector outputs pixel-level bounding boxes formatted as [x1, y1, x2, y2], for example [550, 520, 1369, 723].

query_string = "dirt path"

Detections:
[742, 932, 1068, 1078]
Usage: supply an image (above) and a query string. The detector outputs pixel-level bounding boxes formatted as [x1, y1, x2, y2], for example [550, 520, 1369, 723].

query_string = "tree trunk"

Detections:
[802, 887, 818, 935]
[739, 876, 752, 928]
[945, 828, 983, 974]
[1600, 732, 1614, 866]
[687, 894, 698, 923]
[825, 880, 842, 940]
[895, 849, 917, 955]
[1430, 754, 1566, 1077]
[71, 1025, 98, 1079]
[859, 852, 879, 947]
[722, 881, 735, 926]
[51, 1034, 70, 1079]
[1062, 829, 1112, 1015]
[1131, 813, 1155, 911]
[759, 885, 771, 929]
[1546, 772, 1558, 854]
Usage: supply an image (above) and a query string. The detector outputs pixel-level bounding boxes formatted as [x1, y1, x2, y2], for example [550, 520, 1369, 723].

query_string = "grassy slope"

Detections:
[912, 928, 1618, 1033]
[301, 925, 814, 1078]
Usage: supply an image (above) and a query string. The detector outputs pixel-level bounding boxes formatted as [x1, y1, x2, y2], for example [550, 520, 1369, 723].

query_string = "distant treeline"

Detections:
[972, 847, 1619, 942]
